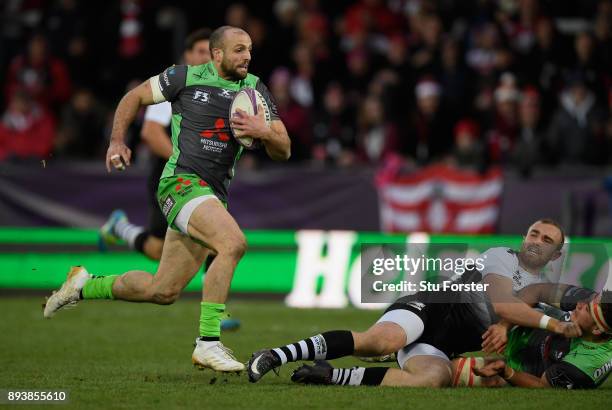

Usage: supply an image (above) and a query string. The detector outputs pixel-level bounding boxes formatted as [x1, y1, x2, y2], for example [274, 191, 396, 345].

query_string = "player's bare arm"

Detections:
[230, 107, 290, 161]
[140, 120, 173, 159]
[484, 274, 580, 338]
[474, 360, 551, 388]
[106, 79, 156, 172]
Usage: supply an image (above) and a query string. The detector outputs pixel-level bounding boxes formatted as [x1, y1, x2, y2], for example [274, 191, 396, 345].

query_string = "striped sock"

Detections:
[113, 218, 145, 249]
[270, 330, 354, 364]
[331, 367, 388, 386]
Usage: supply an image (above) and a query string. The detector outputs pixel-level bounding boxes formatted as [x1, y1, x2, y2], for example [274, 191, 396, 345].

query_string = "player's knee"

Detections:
[146, 243, 163, 261]
[223, 233, 247, 260]
[151, 288, 181, 305]
[419, 363, 452, 388]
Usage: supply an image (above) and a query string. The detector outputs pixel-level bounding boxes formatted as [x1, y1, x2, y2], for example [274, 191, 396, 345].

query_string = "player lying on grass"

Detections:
[453, 288, 612, 389]
[248, 219, 585, 386]
[296, 287, 611, 389]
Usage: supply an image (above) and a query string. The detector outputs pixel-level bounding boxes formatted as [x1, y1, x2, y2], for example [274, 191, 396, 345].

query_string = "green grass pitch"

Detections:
[1, 297, 610, 409]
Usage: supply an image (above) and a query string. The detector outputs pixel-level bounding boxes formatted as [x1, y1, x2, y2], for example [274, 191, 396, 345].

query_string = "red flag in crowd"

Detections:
[377, 164, 503, 234]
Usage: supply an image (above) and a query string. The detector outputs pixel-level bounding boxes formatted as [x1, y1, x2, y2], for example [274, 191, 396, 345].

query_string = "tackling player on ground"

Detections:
[44, 26, 290, 372]
[248, 219, 584, 386]
[466, 287, 612, 389]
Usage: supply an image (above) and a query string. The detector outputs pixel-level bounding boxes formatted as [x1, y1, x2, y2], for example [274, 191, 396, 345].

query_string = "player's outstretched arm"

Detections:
[474, 360, 550, 388]
[106, 80, 156, 172]
[485, 274, 581, 338]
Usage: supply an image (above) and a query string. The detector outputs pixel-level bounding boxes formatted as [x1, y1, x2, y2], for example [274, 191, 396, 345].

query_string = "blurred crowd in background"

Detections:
[0, 0, 611, 176]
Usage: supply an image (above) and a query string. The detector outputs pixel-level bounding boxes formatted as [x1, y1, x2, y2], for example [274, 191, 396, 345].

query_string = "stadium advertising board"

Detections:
[0, 229, 609, 310]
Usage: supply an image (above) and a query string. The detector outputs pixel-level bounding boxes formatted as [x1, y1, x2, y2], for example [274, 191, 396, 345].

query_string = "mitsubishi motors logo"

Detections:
[200, 118, 230, 153]
[200, 118, 230, 141]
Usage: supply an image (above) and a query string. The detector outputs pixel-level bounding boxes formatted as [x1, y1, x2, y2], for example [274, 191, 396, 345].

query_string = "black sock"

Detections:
[133, 231, 149, 254]
[331, 367, 389, 386]
[198, 336, 220, 342]
[271, 330, 354, 364]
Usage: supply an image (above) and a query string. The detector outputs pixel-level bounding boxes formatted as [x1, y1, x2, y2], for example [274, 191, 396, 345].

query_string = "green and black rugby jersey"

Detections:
[152, 62, 279, 202]
[505, 318, 612, 389]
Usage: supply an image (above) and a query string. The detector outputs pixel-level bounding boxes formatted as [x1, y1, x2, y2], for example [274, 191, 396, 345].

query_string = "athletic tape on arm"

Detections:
[149, 75, 166, 103]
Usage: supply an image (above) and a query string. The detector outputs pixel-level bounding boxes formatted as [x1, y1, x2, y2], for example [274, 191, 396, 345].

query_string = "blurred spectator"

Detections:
[312, 82, 356, 166]
[405, 77, 454, 164]
[487, 73, 520, 163]
[246, 17, 275, 82]
[268, 68, 312, 161]
[225, 3, 249, 29]
[519, 17, 566, 124]
[435, 37, 473, 118]
[593, 12, 611, 80]
[409, 13, 444, 74]
[343, 0, 403, 39]
[570, 31, 605, 99]
[449, 118, 486, 172]
[45, 0, 86, 59]
[344, 47, 374, 103]
[272, 0, 300, 67]
[118, 0, 144, 59]
[0, 90, 56, 161]
[54, 89, 106, 158]
[501, 0, 540, 55]
[513, 86, 545, 176]
[290, 42, 316, 107]
[5, 33, 72, 111]
[546, 76, 608, 165]
[465, 22, 513, 79]
[356, 95, 400, 164]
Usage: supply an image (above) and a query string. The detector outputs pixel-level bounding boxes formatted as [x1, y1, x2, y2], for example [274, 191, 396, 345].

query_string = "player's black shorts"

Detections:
[383, 287, 497, 358]
[147, 157, 168, 239]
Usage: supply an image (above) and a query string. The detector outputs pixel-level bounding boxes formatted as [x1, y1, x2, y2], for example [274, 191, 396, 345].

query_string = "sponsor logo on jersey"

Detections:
[174, 177, 194, 197]
[218, 89, 232, 99]
[193, 89, 210, 104]
[406, 301, 426, 311]
[593, 359, 612, 379]
[199, 118, 230, 153]
[512, 270, 522, 290]
[161, 195, 175, 217]
[163, 71, 170, 86]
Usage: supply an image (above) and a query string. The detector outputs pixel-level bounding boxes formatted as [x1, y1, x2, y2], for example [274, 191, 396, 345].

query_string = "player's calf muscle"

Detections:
[353, 326, 405, 356]
[111, 270, 154, 301]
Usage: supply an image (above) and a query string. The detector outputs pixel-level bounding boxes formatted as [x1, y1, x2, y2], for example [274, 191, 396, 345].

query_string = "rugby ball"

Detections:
[452, 357, 485, 387]
[229, 88, 271, 149]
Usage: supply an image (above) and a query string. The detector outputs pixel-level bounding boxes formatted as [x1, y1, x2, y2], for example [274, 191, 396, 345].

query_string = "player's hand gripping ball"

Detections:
[229, 88, 271, 149]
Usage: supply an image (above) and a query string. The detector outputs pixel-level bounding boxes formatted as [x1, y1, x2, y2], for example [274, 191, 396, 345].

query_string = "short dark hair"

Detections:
[185, 28, 211, 51]
[535, 218, 565, 250]
[600, 289, 612, 334]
